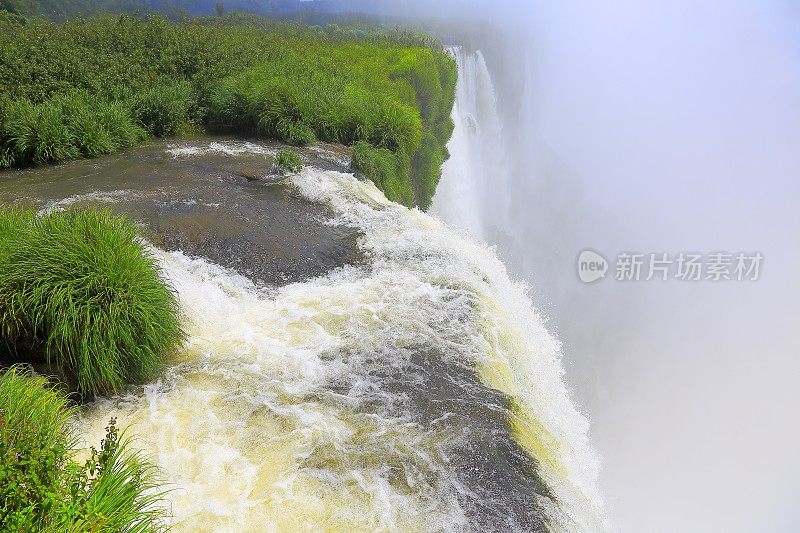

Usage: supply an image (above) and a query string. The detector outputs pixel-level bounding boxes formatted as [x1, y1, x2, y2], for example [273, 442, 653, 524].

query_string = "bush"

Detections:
[0, 367, 167, 531]
[1, 98, 77, 166]
[0, 367, 75, 529]
[0, 209, 183, 395]
[0, 94, 146, 169]
[274, 119, 317, 146]
[411, 133, 448, 211]
[275, 149, 303, 174]
[351, 140, 413, 206]
[131, 80, 193, 137]
[205, 43, 451, 207]
[94, 98, 149, 150]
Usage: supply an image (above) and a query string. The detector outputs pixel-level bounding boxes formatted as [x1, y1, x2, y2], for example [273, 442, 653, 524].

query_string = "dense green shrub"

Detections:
[0, 209, 183, 395]
[0, 367, 75, 529]
[0, 93, 146, 168]
[205, 42, 453, 206]
[131, 80, 193, 137]
[1, 98, 78, 165]
[0, 366, 167, 531]
[411, 133, 448, 211]
[275, 149, 303, 174]
[351, 140, 413, 205]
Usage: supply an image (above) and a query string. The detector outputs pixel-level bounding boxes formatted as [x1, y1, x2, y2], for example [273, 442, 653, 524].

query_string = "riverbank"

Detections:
[0, 12, 456, 208]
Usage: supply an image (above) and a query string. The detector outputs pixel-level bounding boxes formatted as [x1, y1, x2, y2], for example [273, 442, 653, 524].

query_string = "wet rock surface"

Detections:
[0, 137, 362, 286]
[322, 346, 553, 533]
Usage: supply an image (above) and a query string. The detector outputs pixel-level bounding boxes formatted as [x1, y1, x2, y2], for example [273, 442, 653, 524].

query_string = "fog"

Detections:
[505, 4, 800, 532]
[355, 0, 800, 531]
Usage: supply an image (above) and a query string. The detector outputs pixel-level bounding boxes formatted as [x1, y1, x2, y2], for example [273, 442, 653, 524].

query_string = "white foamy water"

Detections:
[39, 189, 132, 215]
[167, 141, 275, 157]
[75, 143, 604, 531]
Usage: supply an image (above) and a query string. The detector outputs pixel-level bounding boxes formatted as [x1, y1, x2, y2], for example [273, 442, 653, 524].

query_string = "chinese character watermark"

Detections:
[577, 250, 763, 283]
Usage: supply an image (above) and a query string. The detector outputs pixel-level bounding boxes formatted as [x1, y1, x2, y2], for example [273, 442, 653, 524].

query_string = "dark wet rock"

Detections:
[232, 161, 273, 181]
[0, 136, 363, 286]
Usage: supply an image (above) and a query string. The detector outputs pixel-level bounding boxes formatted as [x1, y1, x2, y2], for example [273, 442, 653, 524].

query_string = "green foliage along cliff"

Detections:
[0, 13, 456, 208]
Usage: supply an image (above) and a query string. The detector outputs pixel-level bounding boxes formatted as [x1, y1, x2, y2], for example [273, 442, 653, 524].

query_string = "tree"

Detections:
[215, 2, 224, 16]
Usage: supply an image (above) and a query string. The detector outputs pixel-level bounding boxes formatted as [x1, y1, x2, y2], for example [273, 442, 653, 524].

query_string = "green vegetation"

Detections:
[0, 0, 346, 22]
[275, 149, 303, 174]
[0, 209, 183, 396]
[204, 28, 455, 206]
[0, 211, 176, 526]
[351, 140, 412, 205]
[0, 92, 147, 167]
[130, 81, 193, 137]
[0, 366, 167, 531]
[0, 13, 456, 207]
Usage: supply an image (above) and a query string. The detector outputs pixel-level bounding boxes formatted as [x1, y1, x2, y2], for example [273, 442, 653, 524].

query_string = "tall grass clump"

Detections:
[131, 80, 193, 137]
[61, 92, 148, 156]
[1, 98, 77, 166]
[411, 133, 449, 211]
[0, 367, 168, 531]
[206, 44, 453, 207]
[275, 149, 303, 174]
[351, 140, 413, 205]
[0, 93, 146, 168]
[0, 367, 76, 529]
[0, 209, 183, 395]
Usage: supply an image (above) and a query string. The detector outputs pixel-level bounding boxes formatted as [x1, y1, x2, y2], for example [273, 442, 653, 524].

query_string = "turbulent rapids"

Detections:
[65, 143, 605, 531]
[0, 40, 607, 531]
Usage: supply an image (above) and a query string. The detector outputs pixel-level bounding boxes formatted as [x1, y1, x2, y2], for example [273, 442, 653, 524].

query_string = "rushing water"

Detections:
[65, 140, 605, 531]
[431, 47, 511, 241]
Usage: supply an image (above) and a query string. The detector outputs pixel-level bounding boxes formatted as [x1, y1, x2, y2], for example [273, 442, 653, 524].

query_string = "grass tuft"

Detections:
[0, 93, 147, 168]
[275, 149, 303, 174]
[0, 209, 183, 395]
[131, 80, 193, 137]
[351, 140, 413, 206]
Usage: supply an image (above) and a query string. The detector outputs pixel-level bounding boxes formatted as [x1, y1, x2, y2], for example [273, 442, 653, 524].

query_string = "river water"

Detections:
[1, 80, 605, 533]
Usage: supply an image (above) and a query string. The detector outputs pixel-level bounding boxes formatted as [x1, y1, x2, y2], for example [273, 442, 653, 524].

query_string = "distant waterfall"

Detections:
[431, 47, 511, 241]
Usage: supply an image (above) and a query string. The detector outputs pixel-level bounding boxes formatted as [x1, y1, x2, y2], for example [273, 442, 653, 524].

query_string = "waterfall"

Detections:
[74, 145, 605, 531]
[431, 47, 511, 241]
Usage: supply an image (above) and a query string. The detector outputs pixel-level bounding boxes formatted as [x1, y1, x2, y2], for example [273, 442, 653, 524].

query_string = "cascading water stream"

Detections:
[79, 157, 603, 531]
[73, 138, 604, 531]
[431, 47, 511, 241]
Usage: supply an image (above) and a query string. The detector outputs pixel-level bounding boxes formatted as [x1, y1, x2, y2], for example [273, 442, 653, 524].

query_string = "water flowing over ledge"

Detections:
[71, 142, 606, 532]
[431, 46, 511, 241]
